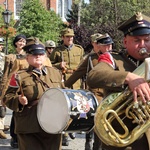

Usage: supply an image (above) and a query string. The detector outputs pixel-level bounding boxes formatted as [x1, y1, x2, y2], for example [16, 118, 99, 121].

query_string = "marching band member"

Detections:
[4, 37, 64, 150]
[50, 28, 84, 146]
[65, 33, 114, 150]
[87, 12, 150, 150]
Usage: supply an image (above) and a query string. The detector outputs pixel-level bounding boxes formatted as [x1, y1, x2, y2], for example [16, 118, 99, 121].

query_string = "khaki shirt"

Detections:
[4, 66, 64, 133]
[50, 44, 84, 89]
[0, 55, 52, 102]
[87, 52, 136, 95]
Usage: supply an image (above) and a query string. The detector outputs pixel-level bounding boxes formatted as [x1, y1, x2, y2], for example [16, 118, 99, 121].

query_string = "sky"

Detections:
[84, 0, 90, 4]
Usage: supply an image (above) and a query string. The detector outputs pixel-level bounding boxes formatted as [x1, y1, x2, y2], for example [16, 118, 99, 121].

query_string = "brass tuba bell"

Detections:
[94, 57, 150, 147]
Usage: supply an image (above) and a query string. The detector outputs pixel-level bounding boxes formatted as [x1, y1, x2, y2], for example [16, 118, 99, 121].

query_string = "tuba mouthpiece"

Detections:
[139, 48, 148, 55]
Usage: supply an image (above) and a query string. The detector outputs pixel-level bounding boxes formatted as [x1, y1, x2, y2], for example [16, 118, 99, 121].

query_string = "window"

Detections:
[57, 0, 72, 21]
[14, 0, 24, 20]
[64, 0, 69, 18]
[58, 0, 62, 17]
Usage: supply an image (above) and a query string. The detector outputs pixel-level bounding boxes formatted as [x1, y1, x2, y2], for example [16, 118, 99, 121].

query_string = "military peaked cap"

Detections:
[23, 37, 45, 55]
[96, 33, 114, 45]
[118, 12, 150, 36]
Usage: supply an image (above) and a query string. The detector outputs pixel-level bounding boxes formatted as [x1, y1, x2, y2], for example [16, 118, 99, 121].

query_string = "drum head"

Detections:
[37, 88, 70, 134]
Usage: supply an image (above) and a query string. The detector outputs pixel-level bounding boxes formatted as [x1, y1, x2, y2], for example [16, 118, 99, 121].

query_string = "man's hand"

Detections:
[19, 95, 28, 105]
[125, 72, 150, 103]
[60, 61, 67, 69]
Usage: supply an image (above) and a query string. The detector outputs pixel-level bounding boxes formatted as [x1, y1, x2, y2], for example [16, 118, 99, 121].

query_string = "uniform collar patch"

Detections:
[32, 66, 47, 75]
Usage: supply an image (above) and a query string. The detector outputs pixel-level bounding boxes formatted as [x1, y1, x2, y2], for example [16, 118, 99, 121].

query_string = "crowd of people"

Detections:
[0, 11, 150, 150]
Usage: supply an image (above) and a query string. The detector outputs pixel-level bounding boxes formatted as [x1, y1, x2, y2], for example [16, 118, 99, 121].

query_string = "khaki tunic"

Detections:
[0, 54, 23, 102]
[64, 51, 104, 103]
[1, 56, 52, 103]
[4, 66, 64, 150]
[87, 52, 149, 150]
[50, 44, 84, 89]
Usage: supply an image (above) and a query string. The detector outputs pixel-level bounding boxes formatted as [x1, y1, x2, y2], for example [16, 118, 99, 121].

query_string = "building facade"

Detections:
[0, 0, 72, 21]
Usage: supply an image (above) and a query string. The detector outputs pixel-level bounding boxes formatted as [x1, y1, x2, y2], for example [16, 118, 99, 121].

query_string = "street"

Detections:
[0, 108, 90, 150]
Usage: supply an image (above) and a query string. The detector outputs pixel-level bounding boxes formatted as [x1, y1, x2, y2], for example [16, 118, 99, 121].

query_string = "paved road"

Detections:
[0, 108, 90, 150]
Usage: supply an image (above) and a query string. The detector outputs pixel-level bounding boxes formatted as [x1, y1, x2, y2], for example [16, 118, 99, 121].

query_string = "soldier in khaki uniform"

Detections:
[50, 28, 84, 145]
[45, 40, 56, 58]
[1, 36, 52, 148]
[50, 28, 84, 89]
[4, 37, 63, 150]
[87, 12, 150, 150]
[65, 33, 114, 150]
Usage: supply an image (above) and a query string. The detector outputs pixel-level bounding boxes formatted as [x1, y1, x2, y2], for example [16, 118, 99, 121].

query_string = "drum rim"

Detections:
[37, 88, 71, 134]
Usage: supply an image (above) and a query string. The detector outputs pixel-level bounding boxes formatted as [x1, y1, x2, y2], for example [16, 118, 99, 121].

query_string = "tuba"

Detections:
[94, 50, 150, 147]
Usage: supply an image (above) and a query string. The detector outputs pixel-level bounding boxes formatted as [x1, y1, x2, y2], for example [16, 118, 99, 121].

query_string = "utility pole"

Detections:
[77, 0, 82, 27]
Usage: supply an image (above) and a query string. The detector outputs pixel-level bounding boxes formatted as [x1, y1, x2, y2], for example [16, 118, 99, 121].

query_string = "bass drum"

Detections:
[37, 88, 98, 134]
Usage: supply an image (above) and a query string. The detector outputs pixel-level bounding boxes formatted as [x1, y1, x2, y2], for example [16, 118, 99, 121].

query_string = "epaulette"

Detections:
[5, 54, 16, 61]
[17, 69, 27, 75]
[74, 44, 83, 49]
[16, 69, 27, 76]
[16, 70, 31, 81]
[54, 45, 64, 51]
[46, 66, 62, 75]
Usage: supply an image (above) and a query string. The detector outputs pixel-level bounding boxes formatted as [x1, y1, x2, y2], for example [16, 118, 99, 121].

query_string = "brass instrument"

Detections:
[94, 50, 150, 147]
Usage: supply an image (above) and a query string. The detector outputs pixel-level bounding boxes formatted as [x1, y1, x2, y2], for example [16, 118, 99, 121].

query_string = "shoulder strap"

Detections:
[32, 72, 50, 89]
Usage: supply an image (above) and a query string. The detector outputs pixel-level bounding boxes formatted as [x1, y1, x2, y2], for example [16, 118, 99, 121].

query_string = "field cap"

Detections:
[61, 28, 74, 36]
[91, 33, 103, 42]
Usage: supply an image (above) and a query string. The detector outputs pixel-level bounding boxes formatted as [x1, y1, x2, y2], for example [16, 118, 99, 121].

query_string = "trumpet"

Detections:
[94, 54, 150, 147]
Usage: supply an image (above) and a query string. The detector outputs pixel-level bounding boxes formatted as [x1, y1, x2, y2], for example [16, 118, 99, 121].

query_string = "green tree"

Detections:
[17, 0, 64, 44]
[79, 0, 150, 49]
